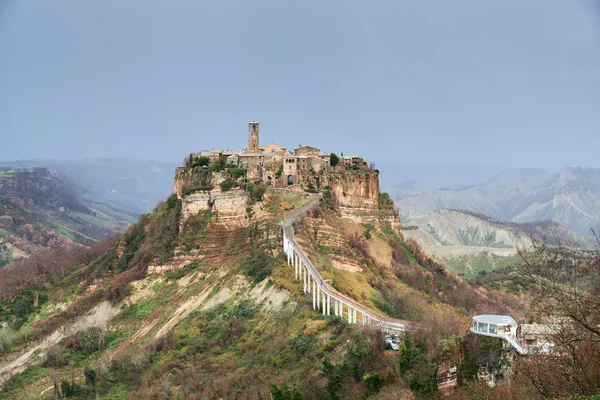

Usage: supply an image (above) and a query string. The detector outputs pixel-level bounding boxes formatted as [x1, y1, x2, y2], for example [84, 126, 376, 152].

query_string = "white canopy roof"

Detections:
[472, 315, 517, 326]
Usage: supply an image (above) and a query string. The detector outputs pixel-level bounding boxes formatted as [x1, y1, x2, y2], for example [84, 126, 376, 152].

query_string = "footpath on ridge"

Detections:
[282, 196, 414, 333]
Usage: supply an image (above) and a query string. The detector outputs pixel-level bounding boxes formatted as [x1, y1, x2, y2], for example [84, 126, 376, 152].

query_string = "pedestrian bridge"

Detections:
[282, 199, 408, 334]
[469, 315, 528, 355]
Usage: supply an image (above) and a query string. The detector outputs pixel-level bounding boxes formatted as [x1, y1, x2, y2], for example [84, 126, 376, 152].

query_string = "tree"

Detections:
[330, 153, 340, 167]
[512, 234, 600, 397]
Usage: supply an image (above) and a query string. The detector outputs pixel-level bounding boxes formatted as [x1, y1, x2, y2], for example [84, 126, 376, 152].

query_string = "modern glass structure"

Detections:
[469, 315, 528, 354]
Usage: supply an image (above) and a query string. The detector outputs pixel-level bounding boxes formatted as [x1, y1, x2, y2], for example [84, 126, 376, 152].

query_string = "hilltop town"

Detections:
[194, 121, 368, 188]
[173, 121, 397, 229]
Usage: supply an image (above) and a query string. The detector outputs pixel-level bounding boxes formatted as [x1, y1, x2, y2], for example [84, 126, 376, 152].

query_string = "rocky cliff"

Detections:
[181, 188, 250, 227]
[174, 164, 399, 232]
[297, 169, 399, 230]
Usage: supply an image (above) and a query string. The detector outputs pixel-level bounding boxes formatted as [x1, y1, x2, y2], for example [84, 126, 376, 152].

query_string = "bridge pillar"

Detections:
[317, 283, 320, 309]
[312, 280, 316, 310]
[327, 294, 331, 315]
[303, 265, 306, 293]
[334, 299, 338, 316]
[348, 305, 352, 323]
[307, 268, 311, 294]
[353, 308, 357, 324]
[322, 292, 326, 315]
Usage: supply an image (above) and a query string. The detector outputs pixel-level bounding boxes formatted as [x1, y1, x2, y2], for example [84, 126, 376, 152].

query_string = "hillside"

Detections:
[0, 168, 138, 267]
[0, 159, 178, 214]
[390, 167, 600, 237]
[0, 158, 519, 399]
[402, 209, 591, 278]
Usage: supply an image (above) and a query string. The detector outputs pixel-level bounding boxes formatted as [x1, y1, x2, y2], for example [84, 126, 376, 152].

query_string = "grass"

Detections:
[47, 222, 95, 246]
[443, 252, 518, 278]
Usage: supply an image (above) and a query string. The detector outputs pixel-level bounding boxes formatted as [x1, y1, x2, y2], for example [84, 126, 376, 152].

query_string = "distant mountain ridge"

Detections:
[403, 208, 591, 277]
[391, 167, 600, 237]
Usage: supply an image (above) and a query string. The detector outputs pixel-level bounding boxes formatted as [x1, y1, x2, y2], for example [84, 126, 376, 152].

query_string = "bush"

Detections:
[363, 372, 382, 392]
[330, 153, 340, 167]
[166, 194, 179, 209]
[45, 345, 69, 368]
[269, 382, 304, 400]
[245, 252, 274, 282]
[220, 179, 236, 192]
[79, 327, 104, 355]
[0, 328, 15, 354]
[227, 167, 246, 179]
[189, 156, 210, 168]
[244, 183, 266, 203]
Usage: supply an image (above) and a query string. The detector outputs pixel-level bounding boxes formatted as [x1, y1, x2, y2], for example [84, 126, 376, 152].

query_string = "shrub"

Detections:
[245, 183, 266, 203]
[135, 301, 152, 318]
[245, 252, 274, 282]
[269, 382, 304, 400]
[189, 156, 210, 168]
[166, 194, 179, 209]
[330, 153, 340, 167]
[0, 328, 15, 354]
[363, 372, 382, 392]
[220, 179, 236, 192]
[79, 327, 104, 355]
[45, 345, 69, 368]
[227, 167, 246, 179]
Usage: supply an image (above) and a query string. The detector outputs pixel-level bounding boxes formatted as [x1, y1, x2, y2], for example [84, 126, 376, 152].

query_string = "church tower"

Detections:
[248, 121, 259, 151]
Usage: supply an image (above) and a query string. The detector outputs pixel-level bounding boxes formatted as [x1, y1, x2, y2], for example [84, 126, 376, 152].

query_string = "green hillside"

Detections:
[0, 168, 138, 266]
[0, 183, 520, 399]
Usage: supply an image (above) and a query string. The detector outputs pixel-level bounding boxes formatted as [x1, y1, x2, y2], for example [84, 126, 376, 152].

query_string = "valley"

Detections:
[0, 168, 138, 267]
[389, 167, 600, 237]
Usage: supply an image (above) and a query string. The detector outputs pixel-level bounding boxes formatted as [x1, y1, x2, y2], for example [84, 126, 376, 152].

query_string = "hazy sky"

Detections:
[1, 1, 599, 168]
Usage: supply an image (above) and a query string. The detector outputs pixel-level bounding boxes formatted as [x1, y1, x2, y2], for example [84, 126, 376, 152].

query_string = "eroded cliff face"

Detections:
[173, 167, 219, 199]
[181, 188, 249, 227]
[173, 162, 399, 231]
[297, 169, 399, 229]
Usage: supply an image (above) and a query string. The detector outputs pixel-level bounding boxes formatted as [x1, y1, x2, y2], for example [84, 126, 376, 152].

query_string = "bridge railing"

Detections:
[282, 197, 409, 333]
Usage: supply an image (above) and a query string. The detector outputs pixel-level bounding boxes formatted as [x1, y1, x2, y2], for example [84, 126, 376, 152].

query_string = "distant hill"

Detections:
[403, 208, 592, 278]
[391, 167, 600, 237]
[0, 167, 139, 266]
[0, 158, 178, 214]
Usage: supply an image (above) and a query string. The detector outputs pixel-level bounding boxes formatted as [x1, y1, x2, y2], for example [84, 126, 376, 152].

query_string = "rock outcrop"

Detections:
[173, 156, 399, 231]
[181, 188, 249, 227]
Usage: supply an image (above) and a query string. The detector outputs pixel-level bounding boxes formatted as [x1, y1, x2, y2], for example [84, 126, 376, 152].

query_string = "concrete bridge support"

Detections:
[282, 215, 406, 335]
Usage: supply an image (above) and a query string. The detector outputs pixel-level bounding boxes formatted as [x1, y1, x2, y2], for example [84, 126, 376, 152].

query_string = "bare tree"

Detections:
[512, 234, 600, 397]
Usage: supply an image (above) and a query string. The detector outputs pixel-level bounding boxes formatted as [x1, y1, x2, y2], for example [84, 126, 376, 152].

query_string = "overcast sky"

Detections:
[1, 1, 599, 169]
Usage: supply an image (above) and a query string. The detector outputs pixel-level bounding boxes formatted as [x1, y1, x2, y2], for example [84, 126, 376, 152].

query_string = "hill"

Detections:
[0, 159, 178, 214]
[0, 168, 138, 267]
[0, 157, 518, 399]
[403, 209, 591, 278]
[390, 167, 600, 237]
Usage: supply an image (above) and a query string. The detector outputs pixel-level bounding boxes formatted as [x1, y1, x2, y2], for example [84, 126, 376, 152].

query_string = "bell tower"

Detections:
[248, 121, 259, 151]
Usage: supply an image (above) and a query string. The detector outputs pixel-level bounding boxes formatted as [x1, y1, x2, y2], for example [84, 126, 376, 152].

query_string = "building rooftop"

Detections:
[472, 315, 517, 326]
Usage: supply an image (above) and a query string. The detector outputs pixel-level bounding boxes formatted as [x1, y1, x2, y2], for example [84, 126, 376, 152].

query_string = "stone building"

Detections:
[196, 121, 363, 188]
